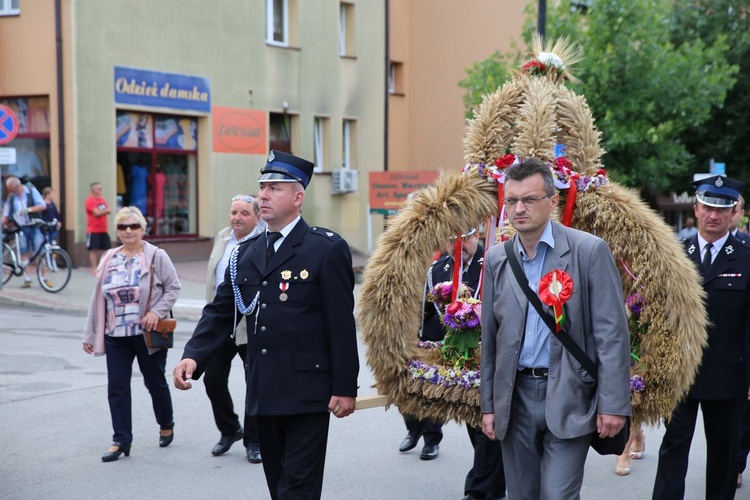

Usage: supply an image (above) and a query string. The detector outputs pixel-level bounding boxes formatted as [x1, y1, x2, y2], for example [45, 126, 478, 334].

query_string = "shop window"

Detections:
[313, 116, 330, 173]
[339, 2, 356, 57]
[0, 0, 20, 16]
[0, 96, 51, 193]
[342, 119, 357, 169]
[115, 111, 198, 238]
[389, 61, 404, 95]
[269, 112, 292, 153]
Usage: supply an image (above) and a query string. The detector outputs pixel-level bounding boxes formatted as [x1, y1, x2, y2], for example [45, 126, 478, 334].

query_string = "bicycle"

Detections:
[2, 218, 73, 293]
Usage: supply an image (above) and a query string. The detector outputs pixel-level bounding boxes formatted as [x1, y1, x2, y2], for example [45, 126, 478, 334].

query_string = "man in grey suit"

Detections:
[480, 158, 631, 499]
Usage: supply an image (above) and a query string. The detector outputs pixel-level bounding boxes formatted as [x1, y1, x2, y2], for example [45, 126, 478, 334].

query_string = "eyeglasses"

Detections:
[117, 223, 142, 231]
[232, 194, 255, 203]
[503, 194, 552, 208]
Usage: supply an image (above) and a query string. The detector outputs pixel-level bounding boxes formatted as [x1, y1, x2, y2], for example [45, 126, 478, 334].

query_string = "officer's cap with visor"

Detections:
[258, 150, 315, 189]
[692, 175, 745, 208]
[449, 228, 477, 241]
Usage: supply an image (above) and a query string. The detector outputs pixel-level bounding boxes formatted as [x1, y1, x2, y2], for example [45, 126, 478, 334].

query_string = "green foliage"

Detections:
[458, 0, 741, 195]
[458, 52, 513, 119]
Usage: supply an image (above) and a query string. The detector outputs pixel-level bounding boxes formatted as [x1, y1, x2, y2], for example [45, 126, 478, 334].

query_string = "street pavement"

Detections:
[0, 261, 745, 499]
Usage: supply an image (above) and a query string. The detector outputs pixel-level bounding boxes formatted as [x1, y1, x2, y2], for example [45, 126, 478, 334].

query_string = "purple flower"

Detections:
[630, 375, 646, 393]
[626, 293, 646, 316]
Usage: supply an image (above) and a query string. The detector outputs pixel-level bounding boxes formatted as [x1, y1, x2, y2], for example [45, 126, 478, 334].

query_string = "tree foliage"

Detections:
[459, 0, 741, 195]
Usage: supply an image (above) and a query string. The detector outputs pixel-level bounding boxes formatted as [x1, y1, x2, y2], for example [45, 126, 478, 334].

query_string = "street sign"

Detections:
[0, 147, 17, 164]
[0, 104, 19, 145]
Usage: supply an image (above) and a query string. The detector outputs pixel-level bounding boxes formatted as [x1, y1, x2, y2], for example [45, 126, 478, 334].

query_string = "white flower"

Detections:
[537, 51, 566, 70]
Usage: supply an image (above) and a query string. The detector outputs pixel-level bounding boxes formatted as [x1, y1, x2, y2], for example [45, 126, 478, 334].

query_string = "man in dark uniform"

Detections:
[652, 175, 750, 499]
[174, 151, 359, 500]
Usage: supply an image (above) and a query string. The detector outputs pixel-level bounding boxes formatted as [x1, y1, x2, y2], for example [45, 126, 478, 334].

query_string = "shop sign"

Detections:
[369, 170, 441, 214]
[114, 66, 211, 113]
[212, 107, 267, 154]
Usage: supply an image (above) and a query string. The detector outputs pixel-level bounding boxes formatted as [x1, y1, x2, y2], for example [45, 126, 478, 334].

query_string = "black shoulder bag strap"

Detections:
[503, 239, 598, 380]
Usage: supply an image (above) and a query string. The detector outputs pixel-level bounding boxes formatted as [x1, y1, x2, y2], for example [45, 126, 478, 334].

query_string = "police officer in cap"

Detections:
[653, 175, 750, 499]
[174, 150, 359, 500]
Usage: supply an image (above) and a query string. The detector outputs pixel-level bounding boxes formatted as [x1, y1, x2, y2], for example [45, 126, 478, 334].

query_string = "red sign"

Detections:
[0, 105, 19, 145]
[212, 107, 267, 154]
[369, 170, 441, 214]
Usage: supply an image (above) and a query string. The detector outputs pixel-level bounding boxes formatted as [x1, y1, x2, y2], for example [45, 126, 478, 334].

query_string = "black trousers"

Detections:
[203, 339, 258, 444]
[465, 424, 506, 498]
[403, 414, 443, 445]
[256, 412, 330, 500]
[104, 334, 173, 444]
[653, 397, 744, 500]
[738, 400, 750, 473]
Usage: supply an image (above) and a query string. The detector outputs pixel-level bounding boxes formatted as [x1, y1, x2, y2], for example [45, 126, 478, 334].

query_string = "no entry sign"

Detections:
[0, 105, 19, 145]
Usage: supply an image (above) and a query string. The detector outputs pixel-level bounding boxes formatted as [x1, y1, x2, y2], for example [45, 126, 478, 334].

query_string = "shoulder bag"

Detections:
[504, 239, 630, 455]
[144, 250, 176, 349]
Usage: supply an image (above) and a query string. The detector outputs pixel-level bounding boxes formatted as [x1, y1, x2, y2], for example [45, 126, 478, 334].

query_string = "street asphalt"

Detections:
[0, 260, 745, 499]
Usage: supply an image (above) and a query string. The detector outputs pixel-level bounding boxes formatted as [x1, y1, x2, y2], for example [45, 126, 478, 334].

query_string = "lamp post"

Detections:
[537, 0, 546, 37]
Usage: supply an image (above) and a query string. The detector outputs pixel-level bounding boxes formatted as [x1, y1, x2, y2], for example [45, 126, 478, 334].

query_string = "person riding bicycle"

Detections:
[2, 176, 46, 288]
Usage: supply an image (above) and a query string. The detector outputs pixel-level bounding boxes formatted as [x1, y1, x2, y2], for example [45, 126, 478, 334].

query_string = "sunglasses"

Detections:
[117, 223, 142, 231]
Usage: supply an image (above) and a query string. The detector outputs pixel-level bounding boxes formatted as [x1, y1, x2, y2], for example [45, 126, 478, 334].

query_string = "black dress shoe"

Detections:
[420, 444, 439, 460]
[246, 442, 262, 463]
[212, 427, 243, 456]
[102, 442, 131, 462]
[159, 422, 174, 448]
[399, 432, 420, 452]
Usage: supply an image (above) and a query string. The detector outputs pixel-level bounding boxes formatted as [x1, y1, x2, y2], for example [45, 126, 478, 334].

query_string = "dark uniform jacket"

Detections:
[422, 245, 484, 341]
[183, 218, 359, 416]
[684, 234, 750, 399]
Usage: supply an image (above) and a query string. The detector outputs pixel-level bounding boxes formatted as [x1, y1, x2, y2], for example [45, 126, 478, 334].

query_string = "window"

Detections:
[115, 111, 198, 237]
[389, 61, 404, 94]
[313, 117, 329, 173]
[269, 112, 291, 153]
[342, 119, 357, 169]
[0, 0, 19, 16]
[267, 0, 288, 45]
[339, 2, 356, 57]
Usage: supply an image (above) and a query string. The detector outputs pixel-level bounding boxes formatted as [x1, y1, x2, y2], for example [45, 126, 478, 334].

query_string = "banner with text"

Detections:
[212, 107, 267, 154]
[114, 66, 211, 113]
[369, 171, 441, 214]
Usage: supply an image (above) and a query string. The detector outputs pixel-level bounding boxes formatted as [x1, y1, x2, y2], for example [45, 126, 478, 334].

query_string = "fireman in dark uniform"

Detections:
[174, 150, 359, 500]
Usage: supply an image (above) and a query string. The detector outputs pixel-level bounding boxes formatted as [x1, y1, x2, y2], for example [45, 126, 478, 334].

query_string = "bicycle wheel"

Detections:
[37, 246, 72, 292]
[2, 242, 16, 285]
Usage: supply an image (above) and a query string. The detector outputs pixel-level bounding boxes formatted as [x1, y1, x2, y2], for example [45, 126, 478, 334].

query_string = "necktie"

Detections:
[702, 242, 713, 273]
[266, 232, 282, 263]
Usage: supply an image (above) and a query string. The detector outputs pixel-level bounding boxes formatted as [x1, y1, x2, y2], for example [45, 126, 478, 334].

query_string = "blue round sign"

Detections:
[0, 104, 19, 145]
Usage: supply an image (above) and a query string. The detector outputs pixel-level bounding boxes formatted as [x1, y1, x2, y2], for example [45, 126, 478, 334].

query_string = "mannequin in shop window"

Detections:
[154, 166, 166, 234]
[129, 163, 148, 216]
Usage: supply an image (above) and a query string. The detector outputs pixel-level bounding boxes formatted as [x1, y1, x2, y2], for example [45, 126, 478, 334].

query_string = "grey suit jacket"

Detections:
[480, 222, 631, 440]
[206, 227, 249, 345]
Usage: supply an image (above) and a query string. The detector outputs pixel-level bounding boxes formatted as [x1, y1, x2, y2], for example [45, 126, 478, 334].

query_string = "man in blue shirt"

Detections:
[2, 176, 46, 287]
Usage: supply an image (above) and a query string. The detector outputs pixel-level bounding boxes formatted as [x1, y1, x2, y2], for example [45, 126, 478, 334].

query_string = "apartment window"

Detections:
[313, 117, 330, 173]
[270, 112, 291, 153]
[0, 0, 20, 15]
[389, 61, 404, 95]
[339, 2, 356, 57]
[342, 119, 357, 169]
[267, 0, 288, 45]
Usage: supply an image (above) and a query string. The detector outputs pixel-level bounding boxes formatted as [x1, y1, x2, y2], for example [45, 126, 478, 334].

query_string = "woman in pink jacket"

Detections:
[82, 206, 181, 462]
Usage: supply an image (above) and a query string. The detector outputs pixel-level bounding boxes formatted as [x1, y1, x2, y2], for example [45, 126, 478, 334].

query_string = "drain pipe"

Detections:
[55, 0, 67, 251]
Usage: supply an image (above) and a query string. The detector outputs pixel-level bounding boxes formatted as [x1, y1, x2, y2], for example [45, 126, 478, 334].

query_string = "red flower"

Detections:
[521, 60, 546, 74]
[554, 157, 572, 170]
[495, 154, 516, 169]
[596, 168, 607, 177]
[446, 302, 462, 315]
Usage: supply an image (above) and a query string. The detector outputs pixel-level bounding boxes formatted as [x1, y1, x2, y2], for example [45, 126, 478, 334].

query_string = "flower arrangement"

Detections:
[428, 281, 469, 307]
[425, 281, 483, 369]
[626, 292, 648, 394]
[408, 359, 481, 390]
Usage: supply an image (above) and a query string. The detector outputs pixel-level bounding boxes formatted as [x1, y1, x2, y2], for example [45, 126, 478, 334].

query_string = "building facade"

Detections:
[1, 0, 384, 265]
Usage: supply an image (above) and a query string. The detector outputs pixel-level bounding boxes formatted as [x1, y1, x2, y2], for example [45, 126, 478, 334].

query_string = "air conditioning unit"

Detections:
[331, 168, 359, 195]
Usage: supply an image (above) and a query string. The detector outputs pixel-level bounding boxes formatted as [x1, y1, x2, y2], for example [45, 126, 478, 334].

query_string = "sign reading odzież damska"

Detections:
[114, 66, 211, 113]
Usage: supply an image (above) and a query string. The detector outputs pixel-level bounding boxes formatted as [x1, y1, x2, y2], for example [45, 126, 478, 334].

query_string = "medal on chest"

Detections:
[279, 282, 289, 301]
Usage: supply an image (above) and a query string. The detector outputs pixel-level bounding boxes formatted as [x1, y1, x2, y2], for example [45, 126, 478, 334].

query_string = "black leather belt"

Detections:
[519, 367, 549, 378]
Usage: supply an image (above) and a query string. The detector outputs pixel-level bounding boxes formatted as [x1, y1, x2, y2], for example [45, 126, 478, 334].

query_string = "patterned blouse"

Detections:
[102, 251, 145, 337]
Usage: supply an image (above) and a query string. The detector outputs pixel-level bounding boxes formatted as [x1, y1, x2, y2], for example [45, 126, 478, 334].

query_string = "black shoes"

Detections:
[399, 432, 421, 452]
[246, 442, 262, 463]
[212, 427, 244, 456]
[159, 422, 174, 448]
[420, 444, 439, 460]
[102, 442, 131, 462]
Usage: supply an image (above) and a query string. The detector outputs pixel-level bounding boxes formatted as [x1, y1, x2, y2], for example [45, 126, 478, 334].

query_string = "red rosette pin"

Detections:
[538, 270, 573, 332]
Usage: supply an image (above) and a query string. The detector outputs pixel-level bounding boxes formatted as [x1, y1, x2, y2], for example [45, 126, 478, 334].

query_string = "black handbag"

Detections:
[143, 251, 175, 349]
[504, 240, 630, 455]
